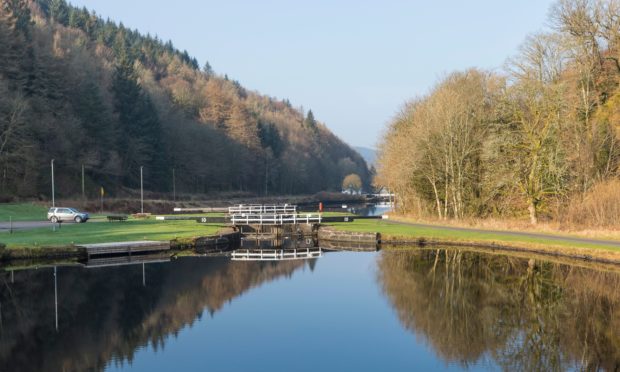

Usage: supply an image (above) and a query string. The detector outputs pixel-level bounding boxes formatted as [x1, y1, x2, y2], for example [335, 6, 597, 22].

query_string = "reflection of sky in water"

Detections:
[106, 252, 469, 372]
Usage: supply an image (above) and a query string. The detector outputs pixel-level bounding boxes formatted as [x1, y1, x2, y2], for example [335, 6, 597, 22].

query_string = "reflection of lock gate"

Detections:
[231, 248, 323, 261]
[239, 235, 318, 250]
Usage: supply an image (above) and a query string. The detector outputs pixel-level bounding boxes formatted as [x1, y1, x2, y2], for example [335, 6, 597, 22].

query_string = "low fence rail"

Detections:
[228, 204, 297, 214]
[229, 213, 321, 225]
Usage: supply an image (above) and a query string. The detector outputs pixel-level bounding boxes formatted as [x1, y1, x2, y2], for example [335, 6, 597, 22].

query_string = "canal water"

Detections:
[348, 202, 392, 217]
[318, 202, 392, 216]
[0, 249, 618, 371]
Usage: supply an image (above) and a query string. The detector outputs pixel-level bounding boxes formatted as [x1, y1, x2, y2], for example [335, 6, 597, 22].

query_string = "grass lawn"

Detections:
[0, 219, 221, 248]
[327, 219, 620, 252]
[0, 203, 49, 222]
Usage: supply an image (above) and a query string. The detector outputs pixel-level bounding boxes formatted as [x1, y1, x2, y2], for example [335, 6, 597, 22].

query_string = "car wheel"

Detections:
[74, 216, 83, 223]
[51, 216, 58, 223]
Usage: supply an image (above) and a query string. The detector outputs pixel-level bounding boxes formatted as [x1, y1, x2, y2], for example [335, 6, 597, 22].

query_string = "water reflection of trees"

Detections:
[377, 249, 620, 371]
[0, 257, 311, 372]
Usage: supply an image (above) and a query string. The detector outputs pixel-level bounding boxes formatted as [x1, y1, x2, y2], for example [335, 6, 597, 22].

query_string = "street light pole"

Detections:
[81, 164, 85, 200]
[172, 168, 176, 201]
[51, 159, 55, 208]
[140, 166, 144, 214]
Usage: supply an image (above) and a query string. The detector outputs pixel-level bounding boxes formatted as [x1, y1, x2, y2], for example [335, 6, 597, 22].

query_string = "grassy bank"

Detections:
[327, 218, 620, 263]
[0, 203, 48, 222]
[0, 206, 340, 249]
[390, 214, 620, 241]
[0, 219, 221, 248]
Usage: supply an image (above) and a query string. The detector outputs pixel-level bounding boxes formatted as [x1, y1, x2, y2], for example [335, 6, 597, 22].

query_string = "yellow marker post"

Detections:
[100, 186, 104, 213]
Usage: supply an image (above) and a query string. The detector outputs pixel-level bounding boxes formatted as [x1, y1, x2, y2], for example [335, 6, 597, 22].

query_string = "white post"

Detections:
[140, 166, 144, 214]
[51, 159, 55, 208]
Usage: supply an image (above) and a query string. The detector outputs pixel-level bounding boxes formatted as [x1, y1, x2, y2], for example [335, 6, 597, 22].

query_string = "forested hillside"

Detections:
[0, 0, 369, 200]
[376, 0, 620, 226]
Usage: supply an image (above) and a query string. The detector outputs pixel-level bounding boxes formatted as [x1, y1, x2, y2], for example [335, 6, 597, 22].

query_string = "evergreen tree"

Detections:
[203, 61, 213, 76]
[111, 59, 167, 189]
[33, 0, 50, 17]
[4, 0, 33, 38]
[68, 7, 85, 28]
[73, 80, 113, 143]
[49, 0, 68, 26]
[258, 122, 283, 157]
[304, 109, 320, 138]
[304, 110, 317, 128]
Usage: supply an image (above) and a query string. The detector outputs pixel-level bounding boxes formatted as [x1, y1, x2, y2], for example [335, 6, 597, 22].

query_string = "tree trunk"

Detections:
[528, 199, 538, 225]
[427, 176, 442, 219]
[443, 156, 449, 220]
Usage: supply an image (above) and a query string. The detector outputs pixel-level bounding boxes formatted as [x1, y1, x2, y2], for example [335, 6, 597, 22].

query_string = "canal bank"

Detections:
[2, 203, 620, 266]
[326, 218, 620, 265]
[3, 222, 620, 267]
[0, 230, 243, 262]
[0, 224, 374, 262]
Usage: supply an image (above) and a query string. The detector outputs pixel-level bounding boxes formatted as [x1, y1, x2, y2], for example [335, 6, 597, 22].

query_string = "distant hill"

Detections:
[0, 0, 370, 198]
[354, 147, 377, 168]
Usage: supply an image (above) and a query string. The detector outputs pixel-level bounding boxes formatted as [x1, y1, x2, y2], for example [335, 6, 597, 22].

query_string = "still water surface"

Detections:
[337, 202, 392, 217]
[0, 249, 618, 371]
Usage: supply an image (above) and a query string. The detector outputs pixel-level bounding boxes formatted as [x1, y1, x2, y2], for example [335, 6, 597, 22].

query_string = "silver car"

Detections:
[47, 207, 89, 223]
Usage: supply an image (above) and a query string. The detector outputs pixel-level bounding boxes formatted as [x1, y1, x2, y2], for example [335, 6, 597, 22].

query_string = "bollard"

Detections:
[9, 216, 12, 234]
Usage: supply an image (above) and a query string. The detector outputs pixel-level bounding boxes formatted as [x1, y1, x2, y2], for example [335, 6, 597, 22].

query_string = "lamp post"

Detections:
[51, 159, 55, 208]
[172, 168, 176, 202]
[81, 164, 85, 200]
[140, 166, 144, 214]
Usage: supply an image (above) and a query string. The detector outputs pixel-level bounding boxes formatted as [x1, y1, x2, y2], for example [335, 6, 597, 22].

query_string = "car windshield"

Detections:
[68, 208, 77, 213]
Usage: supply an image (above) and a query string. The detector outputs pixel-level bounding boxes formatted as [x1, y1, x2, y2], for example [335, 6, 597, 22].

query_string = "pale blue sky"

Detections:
[70, 0, 555, 148]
